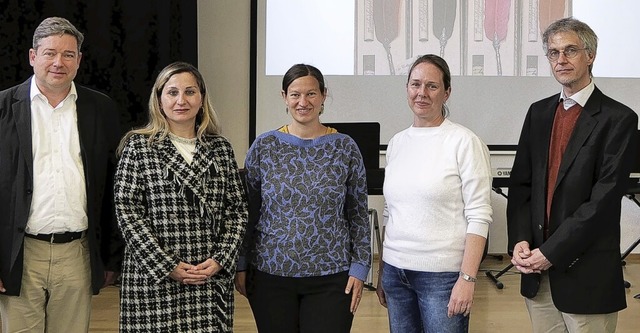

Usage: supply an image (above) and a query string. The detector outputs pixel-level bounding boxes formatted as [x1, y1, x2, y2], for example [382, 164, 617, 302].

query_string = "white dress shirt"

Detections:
[26, 78, 88, 235]
[560, 80, 595, 110]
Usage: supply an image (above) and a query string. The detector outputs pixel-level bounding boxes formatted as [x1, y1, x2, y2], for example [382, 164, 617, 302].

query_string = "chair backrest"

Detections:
[632, 130, 640, 176]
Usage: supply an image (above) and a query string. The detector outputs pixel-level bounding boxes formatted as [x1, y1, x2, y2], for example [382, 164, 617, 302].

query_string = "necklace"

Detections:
[168, 132, 197, 144]
[168, 132, 197, 164]
[283, 125, 333, 138]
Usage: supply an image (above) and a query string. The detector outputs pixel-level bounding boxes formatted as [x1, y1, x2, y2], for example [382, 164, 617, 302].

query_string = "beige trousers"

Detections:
[524, 273, 618, 333]
[0, 236, 92, 333]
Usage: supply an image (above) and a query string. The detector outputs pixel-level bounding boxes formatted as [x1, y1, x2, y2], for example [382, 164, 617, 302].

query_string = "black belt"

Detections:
[25, 231, 85, 244]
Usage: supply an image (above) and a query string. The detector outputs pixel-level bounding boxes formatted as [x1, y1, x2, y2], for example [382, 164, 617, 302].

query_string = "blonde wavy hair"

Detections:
[117, 61, 221, 156]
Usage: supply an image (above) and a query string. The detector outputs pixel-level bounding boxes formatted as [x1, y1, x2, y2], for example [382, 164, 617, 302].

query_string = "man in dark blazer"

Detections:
[0, 17, 122, 332]
[507, 17, 638, 333]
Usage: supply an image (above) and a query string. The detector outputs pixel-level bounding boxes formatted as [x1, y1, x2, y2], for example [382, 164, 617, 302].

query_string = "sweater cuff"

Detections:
[236, 256, 248, 271]
[467, 221, 490, 238]
[349, 262, 370, 282]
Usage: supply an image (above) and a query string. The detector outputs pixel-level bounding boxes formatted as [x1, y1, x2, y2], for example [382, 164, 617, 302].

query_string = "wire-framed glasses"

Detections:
[546, 46, 587, 61]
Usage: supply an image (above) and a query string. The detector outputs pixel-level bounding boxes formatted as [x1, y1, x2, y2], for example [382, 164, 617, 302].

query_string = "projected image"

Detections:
[357, 0, 569, 76]
[265, 0, 640, 78]
[258, 0, 640, 145]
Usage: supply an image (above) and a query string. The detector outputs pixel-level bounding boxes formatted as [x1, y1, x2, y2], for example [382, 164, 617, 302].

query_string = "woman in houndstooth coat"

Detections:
[114, 62, 247, 332]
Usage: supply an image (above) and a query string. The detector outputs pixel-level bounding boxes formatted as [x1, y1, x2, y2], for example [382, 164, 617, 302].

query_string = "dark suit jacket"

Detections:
[0, 78, 123, 296]
[507, 86, 638, 314]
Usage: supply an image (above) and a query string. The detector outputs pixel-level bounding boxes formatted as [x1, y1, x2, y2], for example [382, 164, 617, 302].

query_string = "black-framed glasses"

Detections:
[546, 46, 587, 61]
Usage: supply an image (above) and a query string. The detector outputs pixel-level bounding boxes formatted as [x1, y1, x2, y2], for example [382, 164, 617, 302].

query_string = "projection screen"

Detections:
[251, 0, 640, 146]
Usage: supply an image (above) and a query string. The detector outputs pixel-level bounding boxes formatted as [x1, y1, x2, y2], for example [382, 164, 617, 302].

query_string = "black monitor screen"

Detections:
[324, 122, 380, 170]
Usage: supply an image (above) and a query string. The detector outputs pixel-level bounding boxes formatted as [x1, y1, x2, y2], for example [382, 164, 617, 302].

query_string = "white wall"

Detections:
[197, 0, 251, 166]
[197, 1, 640, 254]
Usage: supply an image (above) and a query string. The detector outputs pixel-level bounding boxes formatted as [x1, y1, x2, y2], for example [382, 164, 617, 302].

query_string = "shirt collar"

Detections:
[559, 80, 594, 110]
[29, 77, 78, 105]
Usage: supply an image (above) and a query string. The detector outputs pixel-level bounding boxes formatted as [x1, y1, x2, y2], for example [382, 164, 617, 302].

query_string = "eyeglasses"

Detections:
[546, 46, 587, 61]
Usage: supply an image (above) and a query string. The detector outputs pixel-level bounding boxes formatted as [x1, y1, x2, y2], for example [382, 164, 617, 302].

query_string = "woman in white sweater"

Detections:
[376, 54, 493, 333]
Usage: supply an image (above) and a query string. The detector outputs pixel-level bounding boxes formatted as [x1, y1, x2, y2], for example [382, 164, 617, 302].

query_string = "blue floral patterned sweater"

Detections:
[238, 129, 371, 281]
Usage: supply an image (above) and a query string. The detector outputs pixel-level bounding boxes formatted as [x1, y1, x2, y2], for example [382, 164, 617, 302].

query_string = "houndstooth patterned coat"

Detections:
[114, 133, 247, 332]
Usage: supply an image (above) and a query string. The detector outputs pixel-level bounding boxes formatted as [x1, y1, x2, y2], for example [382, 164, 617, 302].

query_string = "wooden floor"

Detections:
[3, 255, 640, 332]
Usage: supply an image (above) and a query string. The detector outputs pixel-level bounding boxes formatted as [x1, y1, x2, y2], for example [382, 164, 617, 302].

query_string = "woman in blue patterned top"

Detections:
[235, 64, 371, 333]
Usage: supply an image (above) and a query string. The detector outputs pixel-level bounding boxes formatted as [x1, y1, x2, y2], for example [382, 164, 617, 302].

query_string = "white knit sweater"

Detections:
[382, 119, 493, 272]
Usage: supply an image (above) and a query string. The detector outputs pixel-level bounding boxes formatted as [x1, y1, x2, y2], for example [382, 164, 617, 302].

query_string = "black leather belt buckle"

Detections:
[26, 231, 85, 244]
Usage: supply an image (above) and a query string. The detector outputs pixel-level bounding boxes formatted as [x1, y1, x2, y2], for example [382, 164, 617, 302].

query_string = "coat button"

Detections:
[538, 225, 543, 230]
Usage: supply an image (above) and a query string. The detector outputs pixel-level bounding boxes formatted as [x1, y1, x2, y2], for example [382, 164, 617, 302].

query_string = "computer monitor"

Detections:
[325, 122, 383, 194]
[324, 122, 380, 170]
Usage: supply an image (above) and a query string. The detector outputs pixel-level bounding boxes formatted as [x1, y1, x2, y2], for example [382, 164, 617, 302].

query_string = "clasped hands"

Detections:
[169, 258, 222, 285]
[511, 241, 552, 273]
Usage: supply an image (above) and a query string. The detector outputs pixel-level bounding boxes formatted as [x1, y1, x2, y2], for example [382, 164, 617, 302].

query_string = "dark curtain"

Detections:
[0, 0, 198, 130]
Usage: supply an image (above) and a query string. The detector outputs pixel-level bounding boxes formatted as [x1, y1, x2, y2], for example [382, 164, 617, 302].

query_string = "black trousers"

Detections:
[247, 269, 354, 333]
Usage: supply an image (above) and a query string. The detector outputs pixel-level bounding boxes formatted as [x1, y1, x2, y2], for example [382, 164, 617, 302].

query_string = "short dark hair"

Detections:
[282, 64, 327, 96]
[407, 54, 451, 91]
[33, 17, 84, 52]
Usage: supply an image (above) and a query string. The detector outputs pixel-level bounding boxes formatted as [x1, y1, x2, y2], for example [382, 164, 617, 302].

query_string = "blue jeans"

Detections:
[382, 262, 469, 333]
